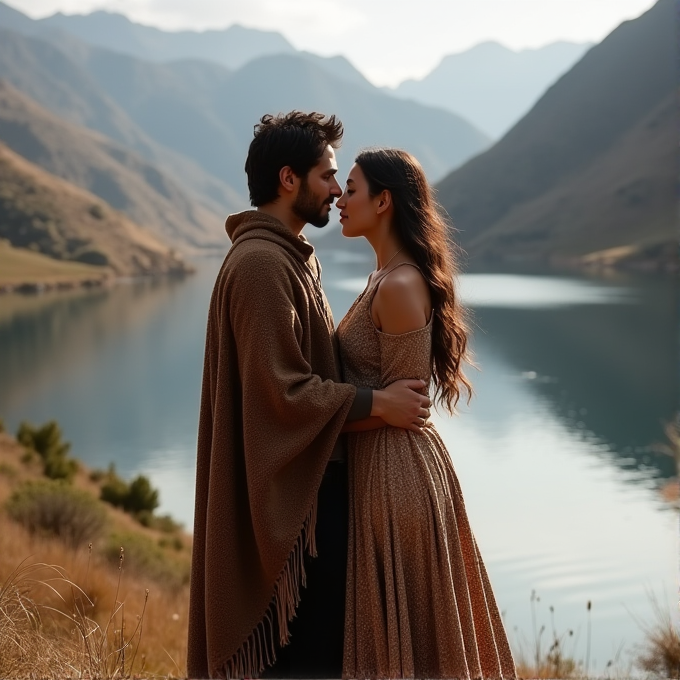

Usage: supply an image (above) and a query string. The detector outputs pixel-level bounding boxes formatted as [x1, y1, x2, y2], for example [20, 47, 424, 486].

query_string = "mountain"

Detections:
[0, 80, 227, 250]
[0, 6, 489, 187]
[435, 0, 676, 270]
[70, 48, 488, 187]
[0, 142, 192, 276]
[0, 2, 295, 69]
[0, 28, 246, 221]
[395, 41, 592, 139]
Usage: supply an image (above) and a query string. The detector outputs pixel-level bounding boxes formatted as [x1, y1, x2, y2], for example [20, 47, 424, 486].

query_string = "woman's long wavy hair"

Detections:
[355, 148, 473, 412]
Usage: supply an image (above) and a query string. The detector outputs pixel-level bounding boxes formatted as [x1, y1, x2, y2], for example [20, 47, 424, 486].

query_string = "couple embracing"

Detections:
[188, 111, 516, 680]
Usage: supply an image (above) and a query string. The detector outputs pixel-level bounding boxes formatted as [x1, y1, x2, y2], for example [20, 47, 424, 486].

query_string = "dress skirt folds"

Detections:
[337, 263, 517, 680]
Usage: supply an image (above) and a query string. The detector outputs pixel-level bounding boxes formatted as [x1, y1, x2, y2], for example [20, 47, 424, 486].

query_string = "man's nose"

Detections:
[330, 176, 342, 195]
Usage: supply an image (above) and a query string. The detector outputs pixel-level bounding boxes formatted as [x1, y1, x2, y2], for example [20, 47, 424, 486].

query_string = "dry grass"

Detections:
[0, 241, 110, 288]
[632, 591, 680, 679]
[0, 432, 190, 677]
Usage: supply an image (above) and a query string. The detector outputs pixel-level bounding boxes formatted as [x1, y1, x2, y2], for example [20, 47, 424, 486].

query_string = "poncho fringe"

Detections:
[218, 498, 319, 679]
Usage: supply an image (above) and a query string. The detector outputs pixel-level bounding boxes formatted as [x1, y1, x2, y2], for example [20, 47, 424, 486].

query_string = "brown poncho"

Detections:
[187, 211, 356, 679]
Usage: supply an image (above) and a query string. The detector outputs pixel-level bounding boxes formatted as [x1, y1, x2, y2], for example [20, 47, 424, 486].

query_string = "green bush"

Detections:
[6, 480, 107, 549]
[99, 467, 159, 517]
[158, 535, 184, 552]
[17, 420, 69, 459]
[104, 531, 190, 591]
[16, 420, 78, 482]
[125, 475, 159, 515]
[100, 465, 129, 509]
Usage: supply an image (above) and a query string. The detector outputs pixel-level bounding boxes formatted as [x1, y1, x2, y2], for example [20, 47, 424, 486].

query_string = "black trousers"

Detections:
[261, 460, 348, 679]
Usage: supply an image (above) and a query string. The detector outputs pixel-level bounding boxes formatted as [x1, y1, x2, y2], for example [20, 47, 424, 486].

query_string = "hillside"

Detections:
[395, 41, 592, 139]
[0, 142, 192, 277]
[0, 426, 191, 675]
[0, 80, 227, 251]
[435, 0, 676, 270]
[0, 241, 109, 291]
[0, 28, 246, 218]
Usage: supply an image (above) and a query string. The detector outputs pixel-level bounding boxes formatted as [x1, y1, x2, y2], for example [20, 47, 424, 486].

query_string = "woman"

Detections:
[335, 148, 516, 680]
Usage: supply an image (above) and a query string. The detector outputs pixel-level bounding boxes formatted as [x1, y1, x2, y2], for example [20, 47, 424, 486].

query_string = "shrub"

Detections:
[100, 467, 160, 517]
[158, 535, 184, 552]
[6, 480, 107, 549]
[104, 532, 189, 591]
[100, 465, 129, 509]
[16, 420, 78, 482]
[0, 417, 4, 433]
[17, 420, 69, 459]
[139, 512, 182, 534]
[88, 468, 106, 483]
[125, 475, 159, 515]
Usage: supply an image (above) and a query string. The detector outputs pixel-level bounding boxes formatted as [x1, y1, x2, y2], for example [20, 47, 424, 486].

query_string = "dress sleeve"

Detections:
[377, 325, 432, 390]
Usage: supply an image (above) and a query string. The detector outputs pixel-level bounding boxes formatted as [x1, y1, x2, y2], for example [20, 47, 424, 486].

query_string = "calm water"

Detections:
[0, 245, 676, 674]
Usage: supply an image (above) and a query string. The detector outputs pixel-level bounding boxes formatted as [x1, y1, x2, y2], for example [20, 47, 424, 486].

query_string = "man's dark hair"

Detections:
[245, 111, 344, 207]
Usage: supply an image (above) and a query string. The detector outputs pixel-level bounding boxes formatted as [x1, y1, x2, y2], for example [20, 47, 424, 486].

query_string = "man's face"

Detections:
[292, 145, 342, 228]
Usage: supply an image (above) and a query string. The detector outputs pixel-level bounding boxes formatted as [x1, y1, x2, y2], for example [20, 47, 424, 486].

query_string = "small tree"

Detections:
[100, 464, 129, 509]
[125, 475, 159, 515]
[16, 420, 78, 482]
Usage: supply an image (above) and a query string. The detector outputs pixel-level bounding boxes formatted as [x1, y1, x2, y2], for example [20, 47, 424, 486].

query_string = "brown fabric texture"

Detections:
[188, 210, 357, 679]
[337, 263, 517, 679]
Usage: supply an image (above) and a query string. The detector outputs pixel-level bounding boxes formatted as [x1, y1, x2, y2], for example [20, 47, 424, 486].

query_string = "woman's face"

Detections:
[336, 163, 382, 238]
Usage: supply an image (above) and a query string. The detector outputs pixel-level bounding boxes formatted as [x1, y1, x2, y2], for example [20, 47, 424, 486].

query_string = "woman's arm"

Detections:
[341, 416, 388, 433]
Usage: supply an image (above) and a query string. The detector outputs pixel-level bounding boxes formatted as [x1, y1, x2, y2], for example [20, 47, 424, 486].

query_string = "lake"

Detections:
[0, 241, 676, 675]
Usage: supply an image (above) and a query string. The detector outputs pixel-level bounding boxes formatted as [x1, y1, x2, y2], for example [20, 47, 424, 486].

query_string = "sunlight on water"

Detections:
[333, 273, 636, 308]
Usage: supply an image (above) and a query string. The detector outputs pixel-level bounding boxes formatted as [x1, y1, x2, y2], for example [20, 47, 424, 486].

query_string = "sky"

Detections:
[11, 0, 658, 86]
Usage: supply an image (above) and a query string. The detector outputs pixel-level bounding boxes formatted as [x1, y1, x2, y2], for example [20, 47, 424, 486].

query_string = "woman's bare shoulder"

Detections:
[372, 264, 431, 334]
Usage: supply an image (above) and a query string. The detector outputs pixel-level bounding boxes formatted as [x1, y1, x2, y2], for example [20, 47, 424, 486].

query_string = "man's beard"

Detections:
[292, 177, 332, 228]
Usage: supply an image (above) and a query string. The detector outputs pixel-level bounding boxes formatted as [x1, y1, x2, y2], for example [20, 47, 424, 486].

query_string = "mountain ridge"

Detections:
[435, 0, 676, 270]
[395, 40, 592, 138]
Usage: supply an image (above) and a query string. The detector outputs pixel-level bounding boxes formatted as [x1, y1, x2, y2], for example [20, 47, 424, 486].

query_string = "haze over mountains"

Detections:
[394, 41, 592, 139]
[435, 0, 676, 270]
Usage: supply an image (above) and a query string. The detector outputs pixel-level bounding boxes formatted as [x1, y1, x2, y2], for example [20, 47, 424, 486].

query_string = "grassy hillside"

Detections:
[0, 426, 190, 676]
[0, 142, 192, 277]
[0, 79, 226, 251]
[435, 0, 676, 269]
[0, 240, 110, 290]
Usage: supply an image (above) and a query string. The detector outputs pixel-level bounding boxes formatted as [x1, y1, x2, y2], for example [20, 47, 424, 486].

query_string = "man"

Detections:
[188, 111, 430, 679]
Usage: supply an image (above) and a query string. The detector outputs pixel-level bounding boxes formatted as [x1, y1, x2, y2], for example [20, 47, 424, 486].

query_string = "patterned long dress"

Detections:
[336, 263, 517, 680]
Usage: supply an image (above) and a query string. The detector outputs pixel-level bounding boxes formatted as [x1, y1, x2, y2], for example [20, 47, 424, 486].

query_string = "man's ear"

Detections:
[279, 166, 298, 195]
[376, 189, 392, 215]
